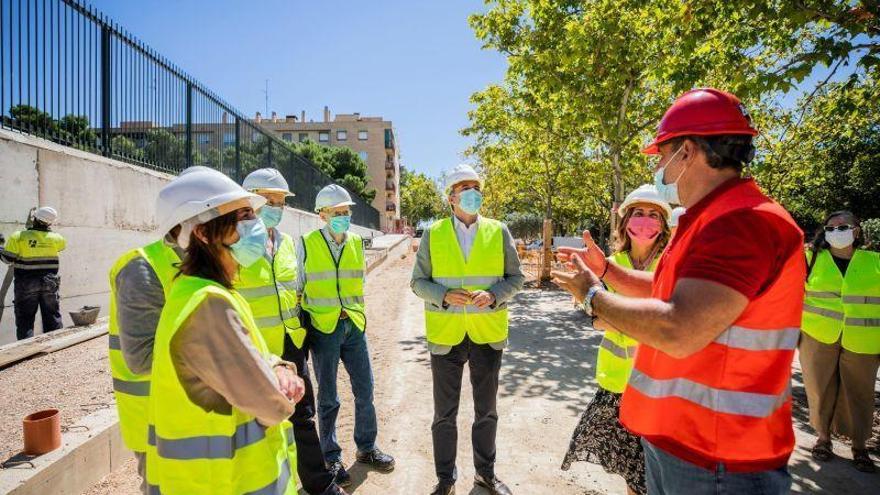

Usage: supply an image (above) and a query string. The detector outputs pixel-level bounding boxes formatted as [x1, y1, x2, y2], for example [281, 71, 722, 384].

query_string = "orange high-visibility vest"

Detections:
[620, 179, 805, 472]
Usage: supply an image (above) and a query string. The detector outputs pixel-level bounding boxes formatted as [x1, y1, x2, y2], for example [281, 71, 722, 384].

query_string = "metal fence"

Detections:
[0, 0, 380, 229]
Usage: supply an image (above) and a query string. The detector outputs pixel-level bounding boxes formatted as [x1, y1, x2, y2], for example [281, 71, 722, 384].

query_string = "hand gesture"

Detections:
[443, 289, 473, 307]
[556, 230, 608, 275]
[274, 366, 306, 404]
[551, 251, 602, 303]
[471, 290, 496, 309]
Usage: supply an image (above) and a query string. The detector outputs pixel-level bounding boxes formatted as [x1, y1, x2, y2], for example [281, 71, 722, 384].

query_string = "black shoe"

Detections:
[474, 474, 512, 495]
[326, 461, 352, 488]
[430, 482, 455, 495]
[356, 448, 395, 472]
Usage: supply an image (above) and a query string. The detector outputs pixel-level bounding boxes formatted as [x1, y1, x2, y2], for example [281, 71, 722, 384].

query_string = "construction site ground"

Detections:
[1, 247, 877, 494]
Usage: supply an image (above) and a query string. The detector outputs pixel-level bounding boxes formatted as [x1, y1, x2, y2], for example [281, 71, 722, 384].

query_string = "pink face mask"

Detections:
[627, 216, 661, 243]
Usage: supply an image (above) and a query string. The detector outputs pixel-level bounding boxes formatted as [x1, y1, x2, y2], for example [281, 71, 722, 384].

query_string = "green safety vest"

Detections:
[107, 240, 179, 453]
[2, 229, 66, 271]
[236, 231, 305, 355]
[803, 248, 880, 354]
[595, 251, 658, 393]
[301, 230, 366, 333]
[146, 275, 296, 495]
[424, 217, 508, 346]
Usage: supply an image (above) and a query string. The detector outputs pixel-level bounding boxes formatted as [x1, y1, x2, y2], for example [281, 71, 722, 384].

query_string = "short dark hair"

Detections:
[670, 135, 755, 172]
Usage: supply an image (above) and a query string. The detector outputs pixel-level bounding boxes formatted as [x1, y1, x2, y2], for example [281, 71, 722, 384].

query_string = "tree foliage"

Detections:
[400, 166, 445, 226]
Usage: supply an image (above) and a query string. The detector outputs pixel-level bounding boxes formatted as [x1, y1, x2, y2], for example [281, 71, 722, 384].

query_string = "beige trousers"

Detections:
[799, 332, 880, 448]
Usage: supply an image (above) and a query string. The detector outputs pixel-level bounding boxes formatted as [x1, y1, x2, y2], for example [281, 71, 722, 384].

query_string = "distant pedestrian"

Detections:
[560, 184, 672, 495]
[0, 206, 65, 340]
[800, 210, 880, 473]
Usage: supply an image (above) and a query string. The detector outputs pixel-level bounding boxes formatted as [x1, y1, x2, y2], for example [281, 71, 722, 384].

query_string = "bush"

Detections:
[861, 218, 880, 251]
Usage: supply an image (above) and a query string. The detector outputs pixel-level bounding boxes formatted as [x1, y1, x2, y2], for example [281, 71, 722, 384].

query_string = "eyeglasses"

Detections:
[824, 224, 853, 232]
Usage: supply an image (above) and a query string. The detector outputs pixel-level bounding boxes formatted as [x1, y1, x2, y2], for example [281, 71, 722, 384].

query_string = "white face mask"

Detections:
[825, 229, 854, 249]
[653, 145, 687, 205]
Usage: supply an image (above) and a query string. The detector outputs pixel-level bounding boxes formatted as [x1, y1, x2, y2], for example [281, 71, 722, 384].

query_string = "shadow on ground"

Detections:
[501, 289, 601, 415]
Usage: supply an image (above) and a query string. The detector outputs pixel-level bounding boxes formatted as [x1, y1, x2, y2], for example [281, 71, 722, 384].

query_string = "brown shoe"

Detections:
[853, 449, 877, 473]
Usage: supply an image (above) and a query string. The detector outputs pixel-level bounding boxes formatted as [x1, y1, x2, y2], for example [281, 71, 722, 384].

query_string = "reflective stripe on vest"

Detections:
[713, 326, 800, 351]
[803, 249, 880, 353]
[629, 369, 791, 418]
[147, 276, 294, 495]
[424, 217, 508, 346]
[107, 240, 179, 453]
[599, 337, 637, 360]
[301, 230, 366, 333]
[148, 420, 265, 460]
[235, 232, 304, 354]
[619, 179, 804, 467]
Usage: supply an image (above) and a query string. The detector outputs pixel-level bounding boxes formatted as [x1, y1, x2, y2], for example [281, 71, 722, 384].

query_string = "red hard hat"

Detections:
[642, 88, 758, 155]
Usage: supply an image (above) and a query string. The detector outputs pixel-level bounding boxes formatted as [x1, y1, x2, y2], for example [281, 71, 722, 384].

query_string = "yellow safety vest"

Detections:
[236, 231, 305, 355]
[424, 217, 508, 346]
[2, 229, 66, 271]
[595, 251, 658, 393]
[146, 275, 296, 495]
[107, 239, 179, 453]
[803, 248, 880, 354]
[301, 229, 366, 333]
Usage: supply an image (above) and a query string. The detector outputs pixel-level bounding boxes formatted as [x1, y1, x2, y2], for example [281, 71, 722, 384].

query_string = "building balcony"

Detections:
[385, 180, 396, 192]
[386, 202, 396, 212]
[385, 160, 395, 170]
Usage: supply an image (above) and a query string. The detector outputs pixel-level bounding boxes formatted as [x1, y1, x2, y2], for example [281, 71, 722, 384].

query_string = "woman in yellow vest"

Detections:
[800, 210, 880, 473]
[560, 185, 671, 495]
[146, 169, 305, 495]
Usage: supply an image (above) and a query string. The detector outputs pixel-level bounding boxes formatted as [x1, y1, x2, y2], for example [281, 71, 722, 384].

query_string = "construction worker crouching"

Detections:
[146, 168, 305, 495]
[298, 184, 395, 488]
[411, 163, 525, 495]
[0, 206, 66, 340]
[238, 168, 347, 495]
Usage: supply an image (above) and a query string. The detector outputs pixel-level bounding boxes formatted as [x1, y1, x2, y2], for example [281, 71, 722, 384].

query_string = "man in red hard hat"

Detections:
[553, 88, 805, 494]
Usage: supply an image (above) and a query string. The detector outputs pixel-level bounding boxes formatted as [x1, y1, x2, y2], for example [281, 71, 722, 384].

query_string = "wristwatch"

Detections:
[581, 285, 605, 317]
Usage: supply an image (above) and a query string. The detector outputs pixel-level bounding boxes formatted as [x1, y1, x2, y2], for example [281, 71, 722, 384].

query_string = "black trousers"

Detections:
[281, 332, 336, 495]
[431, 336, 503, 484]
[13, 273, 62, 340]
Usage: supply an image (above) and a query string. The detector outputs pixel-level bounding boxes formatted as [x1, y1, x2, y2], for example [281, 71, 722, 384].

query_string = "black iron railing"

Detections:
[0, 0, 380, 229]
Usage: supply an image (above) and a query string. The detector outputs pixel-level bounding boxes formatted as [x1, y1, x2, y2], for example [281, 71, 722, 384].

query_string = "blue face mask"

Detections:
[227, 218, 268, 267]
[328, 215, 351, 235]
[258, 206, 283, 228]
[458, 188, 483, 215]
[653, 146, 686, 205]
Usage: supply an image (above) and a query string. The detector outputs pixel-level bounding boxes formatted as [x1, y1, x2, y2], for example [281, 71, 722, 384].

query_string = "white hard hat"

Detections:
[242, 168, 293, 196]
[618, 184, 672, 219]
[155, 168, 266, 247]
[444, 164, 482, 193]
[34, 206, 58, 225]
[179, 165, 217, 176]
[315, 184, 355, 212]
[669, 207, 687, 227]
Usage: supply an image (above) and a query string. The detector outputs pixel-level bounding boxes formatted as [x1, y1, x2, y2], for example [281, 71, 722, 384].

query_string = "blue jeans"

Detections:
[642, 439, 791, 495]
[309, 318, 378, 463]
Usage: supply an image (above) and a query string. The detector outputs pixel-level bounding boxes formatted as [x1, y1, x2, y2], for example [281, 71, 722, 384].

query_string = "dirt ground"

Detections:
[29, 245, 880, 494]
[0, 335, 113, 464]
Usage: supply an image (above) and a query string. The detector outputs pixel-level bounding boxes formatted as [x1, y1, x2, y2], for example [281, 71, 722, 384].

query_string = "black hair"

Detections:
[670, 135, 756, 172]
[806, 210, 861, 279]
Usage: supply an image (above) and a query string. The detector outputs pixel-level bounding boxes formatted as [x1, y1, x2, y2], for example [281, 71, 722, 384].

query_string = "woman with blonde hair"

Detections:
[560, 184, 672, 495]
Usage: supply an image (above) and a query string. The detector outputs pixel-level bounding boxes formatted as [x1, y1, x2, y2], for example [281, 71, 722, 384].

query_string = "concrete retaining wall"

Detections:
[0, 129, 380, 345]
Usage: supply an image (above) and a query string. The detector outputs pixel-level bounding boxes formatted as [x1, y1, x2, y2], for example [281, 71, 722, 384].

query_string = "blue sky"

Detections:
[88, 0, 506, 179]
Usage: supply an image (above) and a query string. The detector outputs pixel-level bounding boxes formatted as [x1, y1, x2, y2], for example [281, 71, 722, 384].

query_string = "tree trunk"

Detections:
[610, 147, 624, 236]
[541, 218, 553, 282]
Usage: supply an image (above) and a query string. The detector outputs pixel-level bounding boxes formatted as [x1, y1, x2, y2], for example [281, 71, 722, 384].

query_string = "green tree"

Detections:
[111, 136, 144, 161]
[400, 166, 445, 226]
